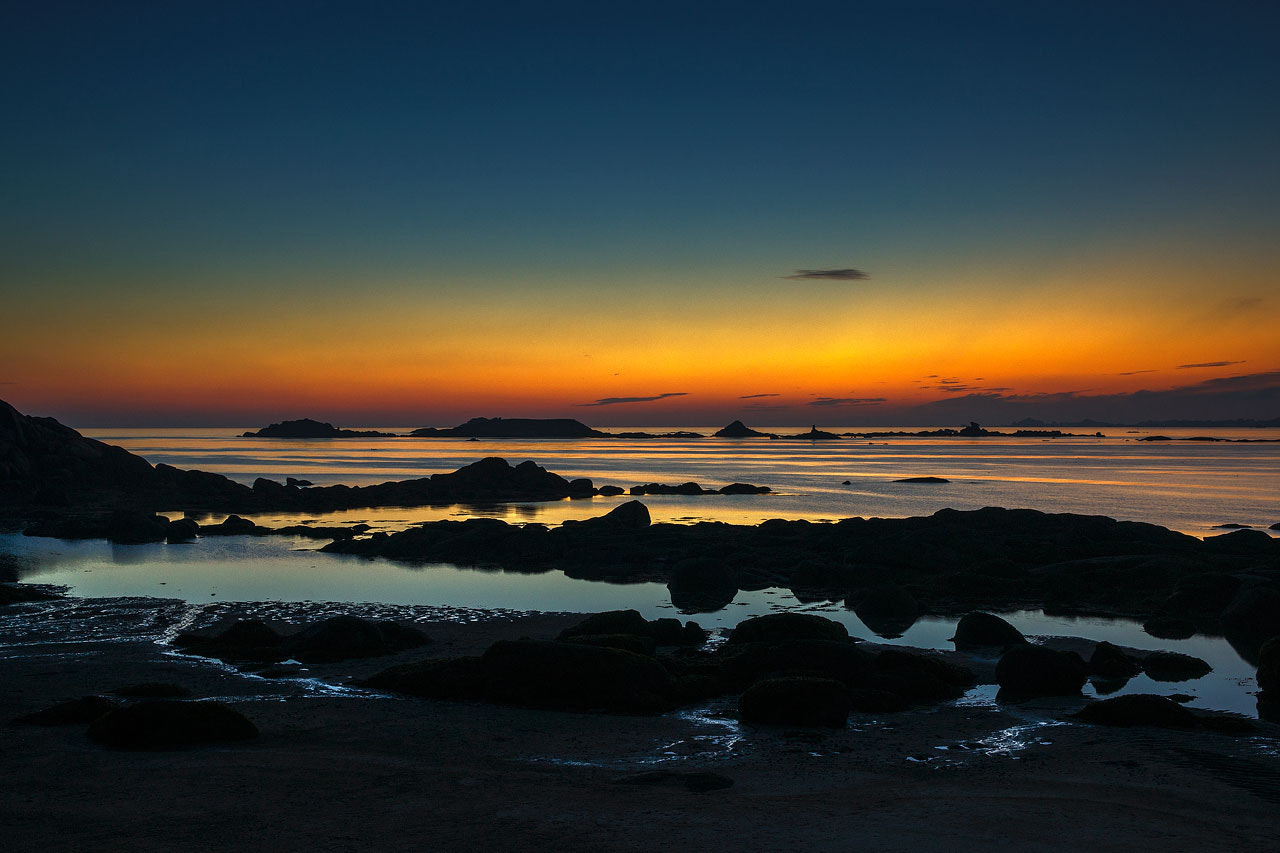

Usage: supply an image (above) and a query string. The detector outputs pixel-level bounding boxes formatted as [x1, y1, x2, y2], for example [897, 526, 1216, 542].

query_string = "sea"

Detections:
[3, 425, 1278, 716]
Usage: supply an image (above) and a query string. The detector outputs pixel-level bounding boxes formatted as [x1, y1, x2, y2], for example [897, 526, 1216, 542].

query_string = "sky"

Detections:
[2, 1, 1278, 427]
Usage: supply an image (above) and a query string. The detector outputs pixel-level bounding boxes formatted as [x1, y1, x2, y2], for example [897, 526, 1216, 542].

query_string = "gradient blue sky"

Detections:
[2, 1, 1277, 425]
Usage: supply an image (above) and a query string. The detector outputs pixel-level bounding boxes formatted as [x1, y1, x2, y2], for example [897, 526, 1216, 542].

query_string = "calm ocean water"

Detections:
[82, 425, 1280, 535]
[5, 425, 1277, 716]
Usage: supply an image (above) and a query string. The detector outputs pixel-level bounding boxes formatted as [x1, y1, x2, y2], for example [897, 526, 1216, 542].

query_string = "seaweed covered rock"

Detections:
[87, 701, 258, 749]
[952, 612, 1026, 650]
[995, 644, 1087, 698]
[738, 676, 853, 727]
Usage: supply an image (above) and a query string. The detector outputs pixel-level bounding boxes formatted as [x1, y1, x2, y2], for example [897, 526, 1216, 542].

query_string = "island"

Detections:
[242, 419, 397, 438]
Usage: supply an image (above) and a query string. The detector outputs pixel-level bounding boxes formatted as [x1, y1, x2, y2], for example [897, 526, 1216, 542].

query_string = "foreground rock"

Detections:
[739, 677, 853, 727]
[87, 700, 259, 749]
[952, 612, 1026, 650]
[1074, 694, 1254, 734]
[11, 696, 118, 726]
[557, 610, 706, 647]
[174, 616, 430, 664]
[995, 644, 1088, 699]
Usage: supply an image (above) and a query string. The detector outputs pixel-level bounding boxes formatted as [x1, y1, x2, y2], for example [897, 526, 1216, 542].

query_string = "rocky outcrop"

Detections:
[242, 419, 397, 438]
[713, 420, 774, 438]
[1140, 650, 1211, 682]
[410, 417, 605, 438]
[173, 616, 430, 664]
[738, 676, 853, 727]
[1074, 694, 1254, 734]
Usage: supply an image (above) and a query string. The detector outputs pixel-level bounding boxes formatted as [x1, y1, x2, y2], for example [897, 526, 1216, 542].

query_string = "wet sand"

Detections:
[3, 601, 1278, 852]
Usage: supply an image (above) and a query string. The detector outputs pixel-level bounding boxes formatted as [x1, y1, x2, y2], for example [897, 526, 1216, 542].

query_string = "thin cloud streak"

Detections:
[809, 397, 887, 407]
[781, 268, 869, 281]
[1176, 360, 1245, 369]
[580, 392, 688, 407]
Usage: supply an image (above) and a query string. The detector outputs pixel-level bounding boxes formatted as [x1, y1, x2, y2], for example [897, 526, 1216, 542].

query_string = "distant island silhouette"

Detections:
[243, 419, 397, 438]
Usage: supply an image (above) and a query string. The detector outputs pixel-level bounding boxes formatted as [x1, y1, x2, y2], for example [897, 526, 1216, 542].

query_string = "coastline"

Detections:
[3, 599, 1277, 852]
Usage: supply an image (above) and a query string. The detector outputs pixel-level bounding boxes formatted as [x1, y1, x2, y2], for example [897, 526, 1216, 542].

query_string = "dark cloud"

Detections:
[580, 392, 688, 407]
[1176, 360, 1246, 369]
[744, 403, 788, 410]
[781, 268, 869, 281]
[1115, 369, 1156, 376]
[739, 393, 779, 399]
[808, 397, 887, 407]
[1229, 297, 1263, 311]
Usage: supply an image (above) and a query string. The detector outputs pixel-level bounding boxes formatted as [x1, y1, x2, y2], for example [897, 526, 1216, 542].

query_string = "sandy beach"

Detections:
[3, 599, 1277, 852]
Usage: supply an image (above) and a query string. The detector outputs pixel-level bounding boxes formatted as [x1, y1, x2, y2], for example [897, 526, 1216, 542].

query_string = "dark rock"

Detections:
[893, 476, 950, 483]
[1213, 523, 1252, 529]
[995, 644, 1088, 698]
[166, 517, 200, 542]
[575, 500, 650, 530]
[952, 612, 1027, 650]
[11, 696, 118, 725]
[738, 676, 852, 727]
[1143, 616, 1196, 640]
[1075, 694, 1254, 734]
[597, 485, 626, 496]
[871, 649, 975, 704]
[242, 419, 396, 438]
[106, 510, 171, 544]
[719, 639, 873, 690]
[846, 688, 909, 713]
[614, 770, 733, 792]
[713, 420, 772, 438]
[412, 417, 604, 439]
[110, 683, 192, 699]
[1141, 650, 1212, 682]
[562, 634, 657, 656]
[1089, 641, 1141, 679]
[477, 639, 673, 712]
[1075, 694, 1198, 729]
[795, 425, 841, 440]
[846, 585, 919, 638]
[629, 482, 715, 496]
[668, 558, 738, 612]
[87, 700, 258, 749]
[567, 478, 595, 495]
[285, 477, 313, 487]
[558, 610, 704, 647]
[1201, 528, 1278, 555]
[1221, 586, 1280, 661]
[0, 583, 60, 606]
[1159, 572, 1240, 617]
[726, 613, 849, 646]
[173, 619, 286, 662]
[359, 656, 485, 699]
[1257, 636, 1280, 693]
[718, 483, 771, 495]
[647, 617, 708, 646]
[285, 616, 431, 663]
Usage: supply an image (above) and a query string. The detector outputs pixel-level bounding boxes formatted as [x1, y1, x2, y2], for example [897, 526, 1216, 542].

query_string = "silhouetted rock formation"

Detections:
[739, 676, 853, 727]
[795, 425, 841, 440]
[1140, 650, 1211, 682]
[893, 476, 950, 483]
[411, 417, 605, 438]
[1073, 694, 1254, 734]
[87, 700, 259, 749]
[995, 644, 1088, 699]
[714, 420, 774, 438]
[951, 612, 1026, 650]
[1089, 641, 1141, 680]
[11, 696, 118, 726]
[627, 481, 771, 496]
[173, 616, 430, 665]
[242, 419, 397, 438]
[846, 584, 919, 638]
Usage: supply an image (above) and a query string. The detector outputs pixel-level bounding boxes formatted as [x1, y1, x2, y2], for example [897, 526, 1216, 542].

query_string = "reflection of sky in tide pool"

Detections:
[81, 427, 1280, 537]
[4, 531, 1261, 717]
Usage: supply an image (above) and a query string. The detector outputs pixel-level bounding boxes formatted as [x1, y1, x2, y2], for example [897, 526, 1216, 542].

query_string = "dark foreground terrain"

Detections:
[2, 602, 1278, 852]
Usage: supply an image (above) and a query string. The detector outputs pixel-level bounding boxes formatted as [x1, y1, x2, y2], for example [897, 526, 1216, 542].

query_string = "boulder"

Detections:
[738, 676, 853, 727]
[870, 649, 974, 704]
[1141, 650, 1212, 682]
[597, 485, 626, 497]
[1221, 586, 1280, 661]
[562, 634, 657, 656]
[718, 639, 873, 690]
[576, 500, 651, 530]
[109, 683, 192, 699]
[846, 585, 919, 638]
[165, 517, 200, 542]
[1142, 616, 1196, 640]
[1257, 636, 1280, 693]
[1089, 641, 1141, 679]
[172, 619, 285, 662]
[285, 616, 431, 663]
[667, 558, 738, 612]
[477, 640, 673, 712]
[558, 610, 704, 646]
[726, 613, 849, 646]
[359, 656, 484, 699]
[105, 510, 171, 544]
[1074, 694, 1198, 729]
[87, 700, 258, 749]
[12, 696, 118, 725]
[995, 644, 1088, 698]
[718, 483, 771, 495]
[952, 612, 1027, 650]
